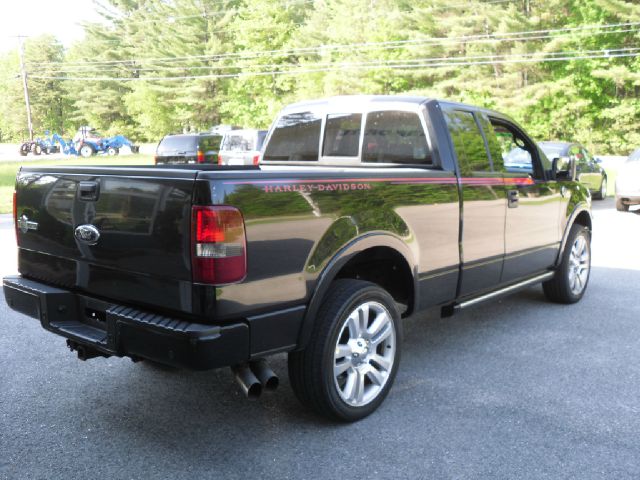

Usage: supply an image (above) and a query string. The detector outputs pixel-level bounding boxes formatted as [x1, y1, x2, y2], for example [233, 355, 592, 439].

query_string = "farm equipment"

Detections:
[19, 132, 60, 156]
[73, 126, 140, 158]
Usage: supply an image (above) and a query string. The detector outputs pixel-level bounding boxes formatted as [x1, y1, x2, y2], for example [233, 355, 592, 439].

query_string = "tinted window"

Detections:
[157, 135, 197, 153]
[477, 114, 504, 171]
[362, 111, 431, 164]
[256, 131, 267, 150]
[223, 134, 253, 151]
[444, 110, 490, 174]
[323, 113, 362, 157]
[486, 118, 547, 177]
[200, 135, 222, 151]
[263, 112, 322, 162]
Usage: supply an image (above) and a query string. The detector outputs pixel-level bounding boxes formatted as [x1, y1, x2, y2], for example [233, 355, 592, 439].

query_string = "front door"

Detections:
[480, 116, 563, 283]
[443, 108, 507, 297]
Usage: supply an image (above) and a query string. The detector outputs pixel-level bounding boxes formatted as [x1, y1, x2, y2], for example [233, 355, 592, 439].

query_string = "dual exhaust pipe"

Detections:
[231, 359, 279, 400]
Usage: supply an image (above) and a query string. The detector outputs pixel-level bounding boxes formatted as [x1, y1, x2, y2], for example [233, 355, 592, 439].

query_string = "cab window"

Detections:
[322, 113, 362, 157]
[444, 109, 491, 174]
[485, 118, 548, 179]
[263, 112, 322, 162]
[362, 111, 431, 165]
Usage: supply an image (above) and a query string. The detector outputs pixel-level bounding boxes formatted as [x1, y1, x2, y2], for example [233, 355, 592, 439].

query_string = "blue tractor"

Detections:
[73, 127, 140, 157]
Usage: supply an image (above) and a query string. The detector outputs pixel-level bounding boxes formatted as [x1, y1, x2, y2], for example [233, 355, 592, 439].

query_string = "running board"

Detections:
[442, 271, 555, 316]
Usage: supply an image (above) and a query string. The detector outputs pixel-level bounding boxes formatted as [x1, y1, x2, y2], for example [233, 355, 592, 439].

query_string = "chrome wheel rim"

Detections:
[568, 234, 590, 295]
[333, 301, 396, 407]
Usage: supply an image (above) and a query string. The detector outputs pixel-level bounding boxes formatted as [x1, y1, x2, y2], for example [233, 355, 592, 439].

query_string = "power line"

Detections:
[28, 48, 640, 82]
[28, 20, 640, 68]
[39, 26, 640, 74]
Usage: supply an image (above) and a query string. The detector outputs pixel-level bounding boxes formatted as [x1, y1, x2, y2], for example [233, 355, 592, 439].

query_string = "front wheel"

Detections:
[107, 147, 119, 156]
[288, 279, 401, 422]
[543, 224, 591, 304]
[593, 176, 607, 200]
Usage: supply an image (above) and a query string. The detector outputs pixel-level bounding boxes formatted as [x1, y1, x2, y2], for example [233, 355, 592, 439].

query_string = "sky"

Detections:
[0, 0, 103, 53]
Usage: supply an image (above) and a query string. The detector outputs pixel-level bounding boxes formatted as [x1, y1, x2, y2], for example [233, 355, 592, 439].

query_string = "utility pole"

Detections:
[17, 36, 34, 141]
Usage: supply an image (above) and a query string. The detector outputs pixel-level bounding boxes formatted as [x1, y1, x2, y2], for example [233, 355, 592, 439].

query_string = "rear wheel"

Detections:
[19, 143, 29, 156]
[288, 279, 401, 422]
[79, 144, 94, 158]
[31, 143, 42, 155]
[543, 224, 591, 304]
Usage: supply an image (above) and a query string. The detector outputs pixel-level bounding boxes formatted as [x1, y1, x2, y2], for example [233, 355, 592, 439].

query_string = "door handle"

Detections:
[78, 181, 100, 201]
[508, 189, 519, 208]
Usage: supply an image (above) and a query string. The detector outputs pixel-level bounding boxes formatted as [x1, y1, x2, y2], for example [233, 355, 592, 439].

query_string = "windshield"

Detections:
[629, 149, 640, 162]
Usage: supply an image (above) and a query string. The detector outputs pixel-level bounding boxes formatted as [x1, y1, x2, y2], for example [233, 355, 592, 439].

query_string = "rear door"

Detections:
[443, 108, 507, 296]
[15, 167, 197, 314]
[481, 116, 562, 282]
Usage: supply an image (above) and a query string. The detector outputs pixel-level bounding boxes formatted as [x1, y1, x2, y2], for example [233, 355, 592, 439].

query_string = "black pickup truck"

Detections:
[4, 95, 592, 421]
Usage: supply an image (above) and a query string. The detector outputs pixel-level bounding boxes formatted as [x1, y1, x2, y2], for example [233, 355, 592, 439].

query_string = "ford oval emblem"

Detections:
[74, 224, 100, 245]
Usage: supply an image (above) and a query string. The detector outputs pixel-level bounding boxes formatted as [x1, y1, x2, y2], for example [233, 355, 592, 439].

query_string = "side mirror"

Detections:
[552, 156, 576, 181]
[594, 157, 602, 164]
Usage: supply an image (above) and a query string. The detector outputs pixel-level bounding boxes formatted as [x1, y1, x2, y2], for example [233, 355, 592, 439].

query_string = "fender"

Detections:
[296, 232, 418, 350]
[555, 201, 592, 266]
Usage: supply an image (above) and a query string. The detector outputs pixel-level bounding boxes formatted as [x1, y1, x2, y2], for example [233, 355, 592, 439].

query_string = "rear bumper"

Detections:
[3, 275, 249, 370]
[616, 194, 640, 205]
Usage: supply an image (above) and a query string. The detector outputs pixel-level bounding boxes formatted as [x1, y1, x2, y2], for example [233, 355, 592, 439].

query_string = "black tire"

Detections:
[19, 143, 29, 156]
[543, 224, 591, 304]
[593, 176, 607, 200]
[31, 143, 41, 155]
[288, 279, 402, 422]
[107, 147, 119, 156]
[616, 198, 629, 212]
[79, 144, 94, 158]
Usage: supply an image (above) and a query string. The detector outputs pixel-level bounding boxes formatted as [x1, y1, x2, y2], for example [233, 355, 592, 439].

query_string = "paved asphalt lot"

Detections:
[1, 199, 639, 479]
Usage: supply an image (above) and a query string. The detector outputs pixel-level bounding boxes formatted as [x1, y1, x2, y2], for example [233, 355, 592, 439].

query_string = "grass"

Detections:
[0, 154, 154, 213]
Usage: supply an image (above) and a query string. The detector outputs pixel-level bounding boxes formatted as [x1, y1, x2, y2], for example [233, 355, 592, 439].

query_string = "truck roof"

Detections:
[281, 95, 432, 113]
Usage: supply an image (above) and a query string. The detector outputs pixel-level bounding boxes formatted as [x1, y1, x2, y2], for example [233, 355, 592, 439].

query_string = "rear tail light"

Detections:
[197, 150, 205, 163]
[252, 154, 260, 166]
[217, 154, 223, 165]
[191, 206, 247, 285]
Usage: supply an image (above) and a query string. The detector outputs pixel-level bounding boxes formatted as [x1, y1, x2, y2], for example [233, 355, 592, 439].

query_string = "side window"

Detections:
[477, 115, 504, 171]
[322, 113, 362, 157]
[263, 112, 322, 162]
[580, 147, 593, 165]
[362, 110, 431, 165]
[444, 109, 491, 174]
[486, 119, 537, 176]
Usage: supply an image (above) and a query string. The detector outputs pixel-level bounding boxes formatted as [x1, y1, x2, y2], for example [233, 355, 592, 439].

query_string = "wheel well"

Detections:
[334, 246, 414, 316]
[574, 210, 592, 231]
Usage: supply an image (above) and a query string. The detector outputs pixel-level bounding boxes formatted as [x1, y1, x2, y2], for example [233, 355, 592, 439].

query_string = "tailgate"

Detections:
[15, 167, 198, 314]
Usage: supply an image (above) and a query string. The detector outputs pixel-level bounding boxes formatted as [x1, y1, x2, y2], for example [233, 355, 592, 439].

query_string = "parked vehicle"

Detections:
[154, 133, 223, 165]
[217, 129, 268, 166]
[539, 141, 608, 199]
[4, 95, 592, 422]
[615, 148, 640, 212]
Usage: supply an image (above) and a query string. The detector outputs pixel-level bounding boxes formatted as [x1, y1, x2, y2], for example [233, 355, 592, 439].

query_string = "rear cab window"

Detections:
[262, 112, 322, 161]
[262, 104, 434, 167]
